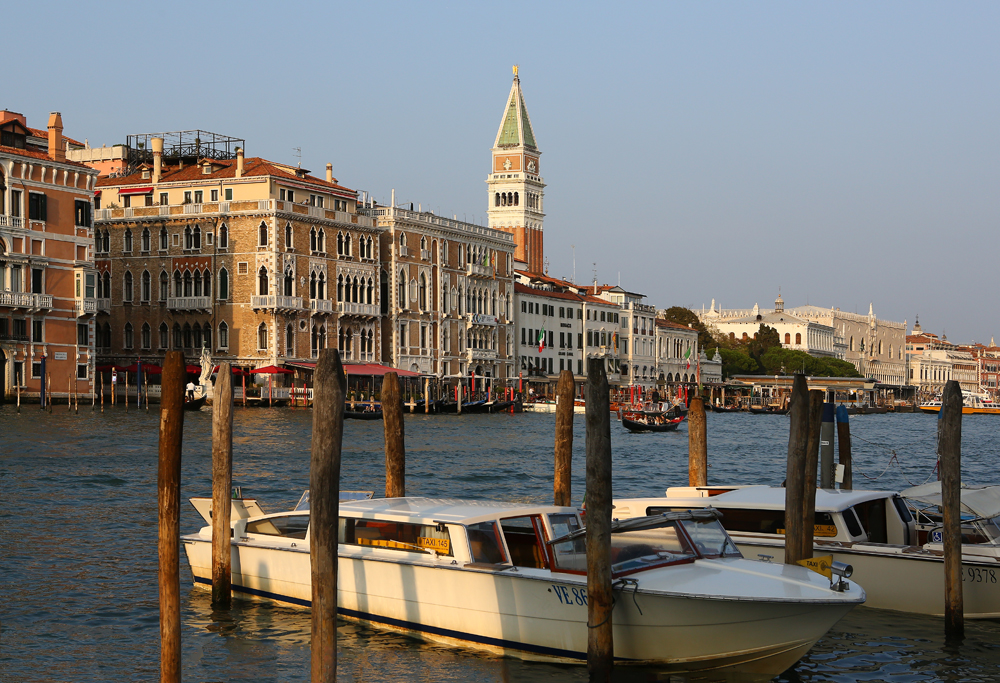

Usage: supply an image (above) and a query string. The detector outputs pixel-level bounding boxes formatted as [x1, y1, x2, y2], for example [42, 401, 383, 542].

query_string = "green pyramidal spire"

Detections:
[494, 68, 537, 150]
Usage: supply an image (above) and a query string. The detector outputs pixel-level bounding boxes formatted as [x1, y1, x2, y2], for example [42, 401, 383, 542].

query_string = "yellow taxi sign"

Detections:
[797, 555, 834, 579]
[417, 536, 450, 553]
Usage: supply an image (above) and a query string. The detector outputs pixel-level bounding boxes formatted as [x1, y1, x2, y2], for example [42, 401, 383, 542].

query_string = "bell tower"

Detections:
[487, 66, 545, 274]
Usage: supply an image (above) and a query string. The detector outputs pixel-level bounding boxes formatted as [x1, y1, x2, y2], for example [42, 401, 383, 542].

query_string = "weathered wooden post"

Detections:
[211, 363, 234, 607]
[157, 351, 185, 683]
[687, 395, 707, 487]
[939, 379, 964, 637]
[125, 371, 129, 413]
[47, 375, 52, 413]
[17, 378, 20, 413]
[820, 402, 835, 488]
[457, 382, 462, 414]
[100, 372, 104, 413]
[802, 389, 824, 560]
[382, 371, 405, 497]
[835, 404, 852, 489]
[424, 377, 430, 414]
[585, 357, 613, 681]
[784, 374, 809, 566]
[310, 348, 347, 683]
[554, 370, 574, 507]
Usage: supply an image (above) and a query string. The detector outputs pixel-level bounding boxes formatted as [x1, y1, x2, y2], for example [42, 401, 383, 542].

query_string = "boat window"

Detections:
[245, 514, 309, 540]
[843, 508, 864, 538]
[892, 495, 913, 523]
[647, 507, 838, 538]
[339, 518, 453, 556]
[609, 523, 696, 575]
[466, 521, 506, 564]
[851, 498, 888, 544]
[548, 514, 586, 571]
[678, 519, 742, 558]
[500, 515, 548, 569]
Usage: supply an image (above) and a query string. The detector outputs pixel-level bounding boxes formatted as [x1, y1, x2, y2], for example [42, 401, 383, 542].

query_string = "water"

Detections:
[2, 404, 1000, 682]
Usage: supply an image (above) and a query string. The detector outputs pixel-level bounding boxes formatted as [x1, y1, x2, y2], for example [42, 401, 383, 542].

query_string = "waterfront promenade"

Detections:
[2, 407, 1000, 681]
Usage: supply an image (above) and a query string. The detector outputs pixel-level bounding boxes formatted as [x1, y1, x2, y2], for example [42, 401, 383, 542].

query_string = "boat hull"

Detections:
[919, 405, 1000, 415]
[622, 416, 681, 432]
[183, 539, 853, 674]
[736, 538, 1000, 618]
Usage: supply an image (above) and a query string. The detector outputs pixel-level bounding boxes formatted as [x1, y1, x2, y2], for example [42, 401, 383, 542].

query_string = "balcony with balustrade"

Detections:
[0, 292, 52, 310]
[75, 299, 97, 317]
[0, 215, 24, 229]
[337, 301, 379, 318]
[167, 296, 212, 311]
[251, 295, 303, 312]
[466, 263, 494, 279]
[309, 299, 334, 315]
[96, 298, 111, 313]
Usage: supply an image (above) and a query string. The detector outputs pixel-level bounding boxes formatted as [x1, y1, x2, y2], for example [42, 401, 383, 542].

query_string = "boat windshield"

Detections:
[679, 518, 743, 558]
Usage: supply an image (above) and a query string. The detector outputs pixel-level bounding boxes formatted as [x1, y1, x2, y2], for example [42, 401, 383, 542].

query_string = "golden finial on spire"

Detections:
[513, 64, 519, 77]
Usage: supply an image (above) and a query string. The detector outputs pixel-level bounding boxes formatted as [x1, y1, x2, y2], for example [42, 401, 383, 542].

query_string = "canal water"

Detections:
[2, 404, 1000, 682]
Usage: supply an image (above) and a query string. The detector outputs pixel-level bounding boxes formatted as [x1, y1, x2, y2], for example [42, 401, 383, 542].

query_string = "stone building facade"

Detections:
[371, 205, 515, 379]
[92, 137, 380, 369]
[0, 111, 99, 401]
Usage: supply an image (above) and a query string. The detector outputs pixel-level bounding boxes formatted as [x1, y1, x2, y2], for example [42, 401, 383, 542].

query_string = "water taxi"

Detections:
[182, 494, 863, 676]
[614, 483, 1000, 618]
[919, 391, 1000, 415]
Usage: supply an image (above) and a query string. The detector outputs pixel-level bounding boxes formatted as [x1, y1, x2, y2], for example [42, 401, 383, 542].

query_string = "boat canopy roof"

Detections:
[338, 497, 576, 525]
[651, 485, 897, 513]
[901, 483, 1000, 520]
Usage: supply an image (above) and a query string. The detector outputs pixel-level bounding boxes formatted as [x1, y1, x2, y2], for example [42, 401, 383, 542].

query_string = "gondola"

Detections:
[711, 404, 743, 413]
[622, 414, 683, 432]
[748, 406, 788, 415]
[486, 400, 513, 413]
[183, 396, 207, 411]
[461, 400, 489, 413]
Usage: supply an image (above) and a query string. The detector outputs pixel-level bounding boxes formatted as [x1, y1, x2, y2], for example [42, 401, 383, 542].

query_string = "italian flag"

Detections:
[685, 346, 692, 370]
[537, 325, 546, 353]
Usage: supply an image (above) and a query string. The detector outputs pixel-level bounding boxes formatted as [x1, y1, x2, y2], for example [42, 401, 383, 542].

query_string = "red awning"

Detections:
[118, 187, 153, 195]
[94, 190, 101, 197]
[285, 362, 421, 378]
[251, 365, 294, 375]
[212, 365, 249, 376]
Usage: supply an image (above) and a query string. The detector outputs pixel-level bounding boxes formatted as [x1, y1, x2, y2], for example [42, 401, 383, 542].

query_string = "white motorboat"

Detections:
[614, 483, 1000, 618]
[182, 493, 863, 677]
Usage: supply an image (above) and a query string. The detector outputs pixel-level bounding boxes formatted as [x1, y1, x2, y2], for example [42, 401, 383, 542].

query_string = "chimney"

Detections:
[236, 147, 244, 178]
[47, 112, 65, 162]
[326, 163, 333, 183]
[151, 137, 163, 184]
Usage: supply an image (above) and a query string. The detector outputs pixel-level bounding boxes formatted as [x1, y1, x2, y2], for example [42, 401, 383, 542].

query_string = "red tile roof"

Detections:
[97, 156, 356, 196]
[655, 318, 694, 331]
[0, 143, 92, 169]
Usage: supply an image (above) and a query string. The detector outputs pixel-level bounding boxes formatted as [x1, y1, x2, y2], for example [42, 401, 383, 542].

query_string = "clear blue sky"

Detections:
[12, 1, 999, 343]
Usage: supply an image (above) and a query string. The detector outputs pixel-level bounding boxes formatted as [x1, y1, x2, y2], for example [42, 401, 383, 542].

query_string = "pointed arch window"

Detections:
[193, 270, 203, 296]
[419, 273, 427, 311]
[337, 232, 344, 255]
[173, 323, 182, 349]
[310, 227, 317, 252]
[258, 323, 268, 350]
[141, 270, 151, 302]
[318, 272, 326, 299]
[183, 270, 193, 297]
[285, 222, 292, 249]
[158, 323, 168, 349]
[258, 267, 269, 296]
[318, 229, 325, 253]
[141, 227, 150, 252]
[218, 267, 230, 300]
[259, 222, 268, 247]
[366, 278, 373, 305]
[283, 268, 294, 296]
[159, 270, 168, 301]
[311, 272, 318, 299]
[123, 270, 133, 302]
[193, 225, 201, 249]
[203, 269, 211, 299]
[183, 323, 192, 349]
[286, 323, 294, 355]
[218, 321, 229, 350]
[352, 276, 359, 303]
[397, 270, 406, 308]
[337, 274, 344, 302]
[124, 322, 134, 349]
[218, 223, 228, 249]
[193, 323, 202, 350]
[203, 323, 211, 350]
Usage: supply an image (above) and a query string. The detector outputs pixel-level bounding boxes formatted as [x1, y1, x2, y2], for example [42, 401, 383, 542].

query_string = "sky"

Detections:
[10, 2, 1000, 343]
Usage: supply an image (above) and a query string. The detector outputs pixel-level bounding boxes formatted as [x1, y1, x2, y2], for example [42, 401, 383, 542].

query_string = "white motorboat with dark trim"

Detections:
[614, 483, 1000, 618]
[181, 494, 863, 677]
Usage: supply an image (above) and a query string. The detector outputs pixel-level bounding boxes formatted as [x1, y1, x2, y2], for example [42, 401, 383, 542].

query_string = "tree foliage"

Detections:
[659, 306, 714, 349]
[759, 347, 862, 378]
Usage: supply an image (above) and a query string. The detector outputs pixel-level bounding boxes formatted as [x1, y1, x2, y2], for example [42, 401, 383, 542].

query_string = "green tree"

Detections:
[747, 324, 781, 367]
[659, 306, 714, 349]
[719, 348, 758, 378]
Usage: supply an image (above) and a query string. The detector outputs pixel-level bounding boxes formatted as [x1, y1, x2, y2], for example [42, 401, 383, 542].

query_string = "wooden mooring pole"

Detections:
[158, 351, 185, 683]
[585, 358, 613, 681]
[819, 402, 835, 488]
[802, 390, 824, 560]
[554, 370, 574, 507]
[784, 374, 809, 566]
[310, 349, 347, 683]
[382, 371, 405, 498]
[939, 379, 964, 637]
[687, 395, 707, 487]
[211, 363, 234, 607]
[835, 404, 852, 489]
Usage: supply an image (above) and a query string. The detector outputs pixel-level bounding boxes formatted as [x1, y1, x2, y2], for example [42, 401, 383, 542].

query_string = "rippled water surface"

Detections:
[2, 404, 999, 682]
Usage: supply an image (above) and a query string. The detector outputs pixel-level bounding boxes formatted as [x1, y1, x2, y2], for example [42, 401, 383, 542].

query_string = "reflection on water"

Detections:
[2, 404, 1000, 681]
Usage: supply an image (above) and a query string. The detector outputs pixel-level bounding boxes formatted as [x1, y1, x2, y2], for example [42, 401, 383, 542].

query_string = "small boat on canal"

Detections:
[919, 391, 1000, 415]
[182, 494, 863, 675]
[621, 410, 685, 432]
[183, 395, 207, 411]
[614, 483, 1000, 618]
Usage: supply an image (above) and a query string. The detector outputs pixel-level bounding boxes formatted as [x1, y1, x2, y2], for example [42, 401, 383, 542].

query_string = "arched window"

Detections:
[311, 272, 318, 299]
[878, 340, 883, 355]
[795, 333, 801, 345]
[218, 268, 229, 300]
[419, 273, 427, 310]
[514, 192, 519, 206]
[285, 222, 292, 249]
[366, 236, 373, 259]
[183, 323, 192, 348]
[102, 271, 111, 300]
[184, 226, 192, 250]
[352, 276, 359, 303]
[366, 278, 373, 304]
[173, 323, 182, 349]
[337, 232, 344, 255]
[218, 321, 229, 349]
[318, 229, 325, 252]
[344, 234, 351, 256]
[336, 274, 343, 302]
[420, 236, 427, 251]
[159, 227, 168, 250]
[141, 227, 150, 252]
[495, 193, 500, 207]
[183, 270, 193, 297]
[103, 229, 111, 253]
[258, 267, 269, 296]
[193, 225, 201, 249]
[203, 269, 211, 298]
[849, 336, 854, 351]
[158, 323, 168, 349]
[141, 270, 151, 301]
[310, 227, 317, 252]
[159, 270, 168, 301]
[318, 272, 326, 299]
[257, 323, 268, 350]
[283, 268, 293, 296]
[193, 270, 202, 296]
[286, 323, 294, 355]
[123, 270, 133, 301]
[784, 333, 790, 345]
[192, 323, 202, 350]
[397, 270, 406, 307]
[124, 229, 133, 253]
[124, 322, 134, 349]
[218, 223, 228, 249]
[203, 323, 211, 350]
[399, 232, 406, 247]
[259, 222, 268, 247]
